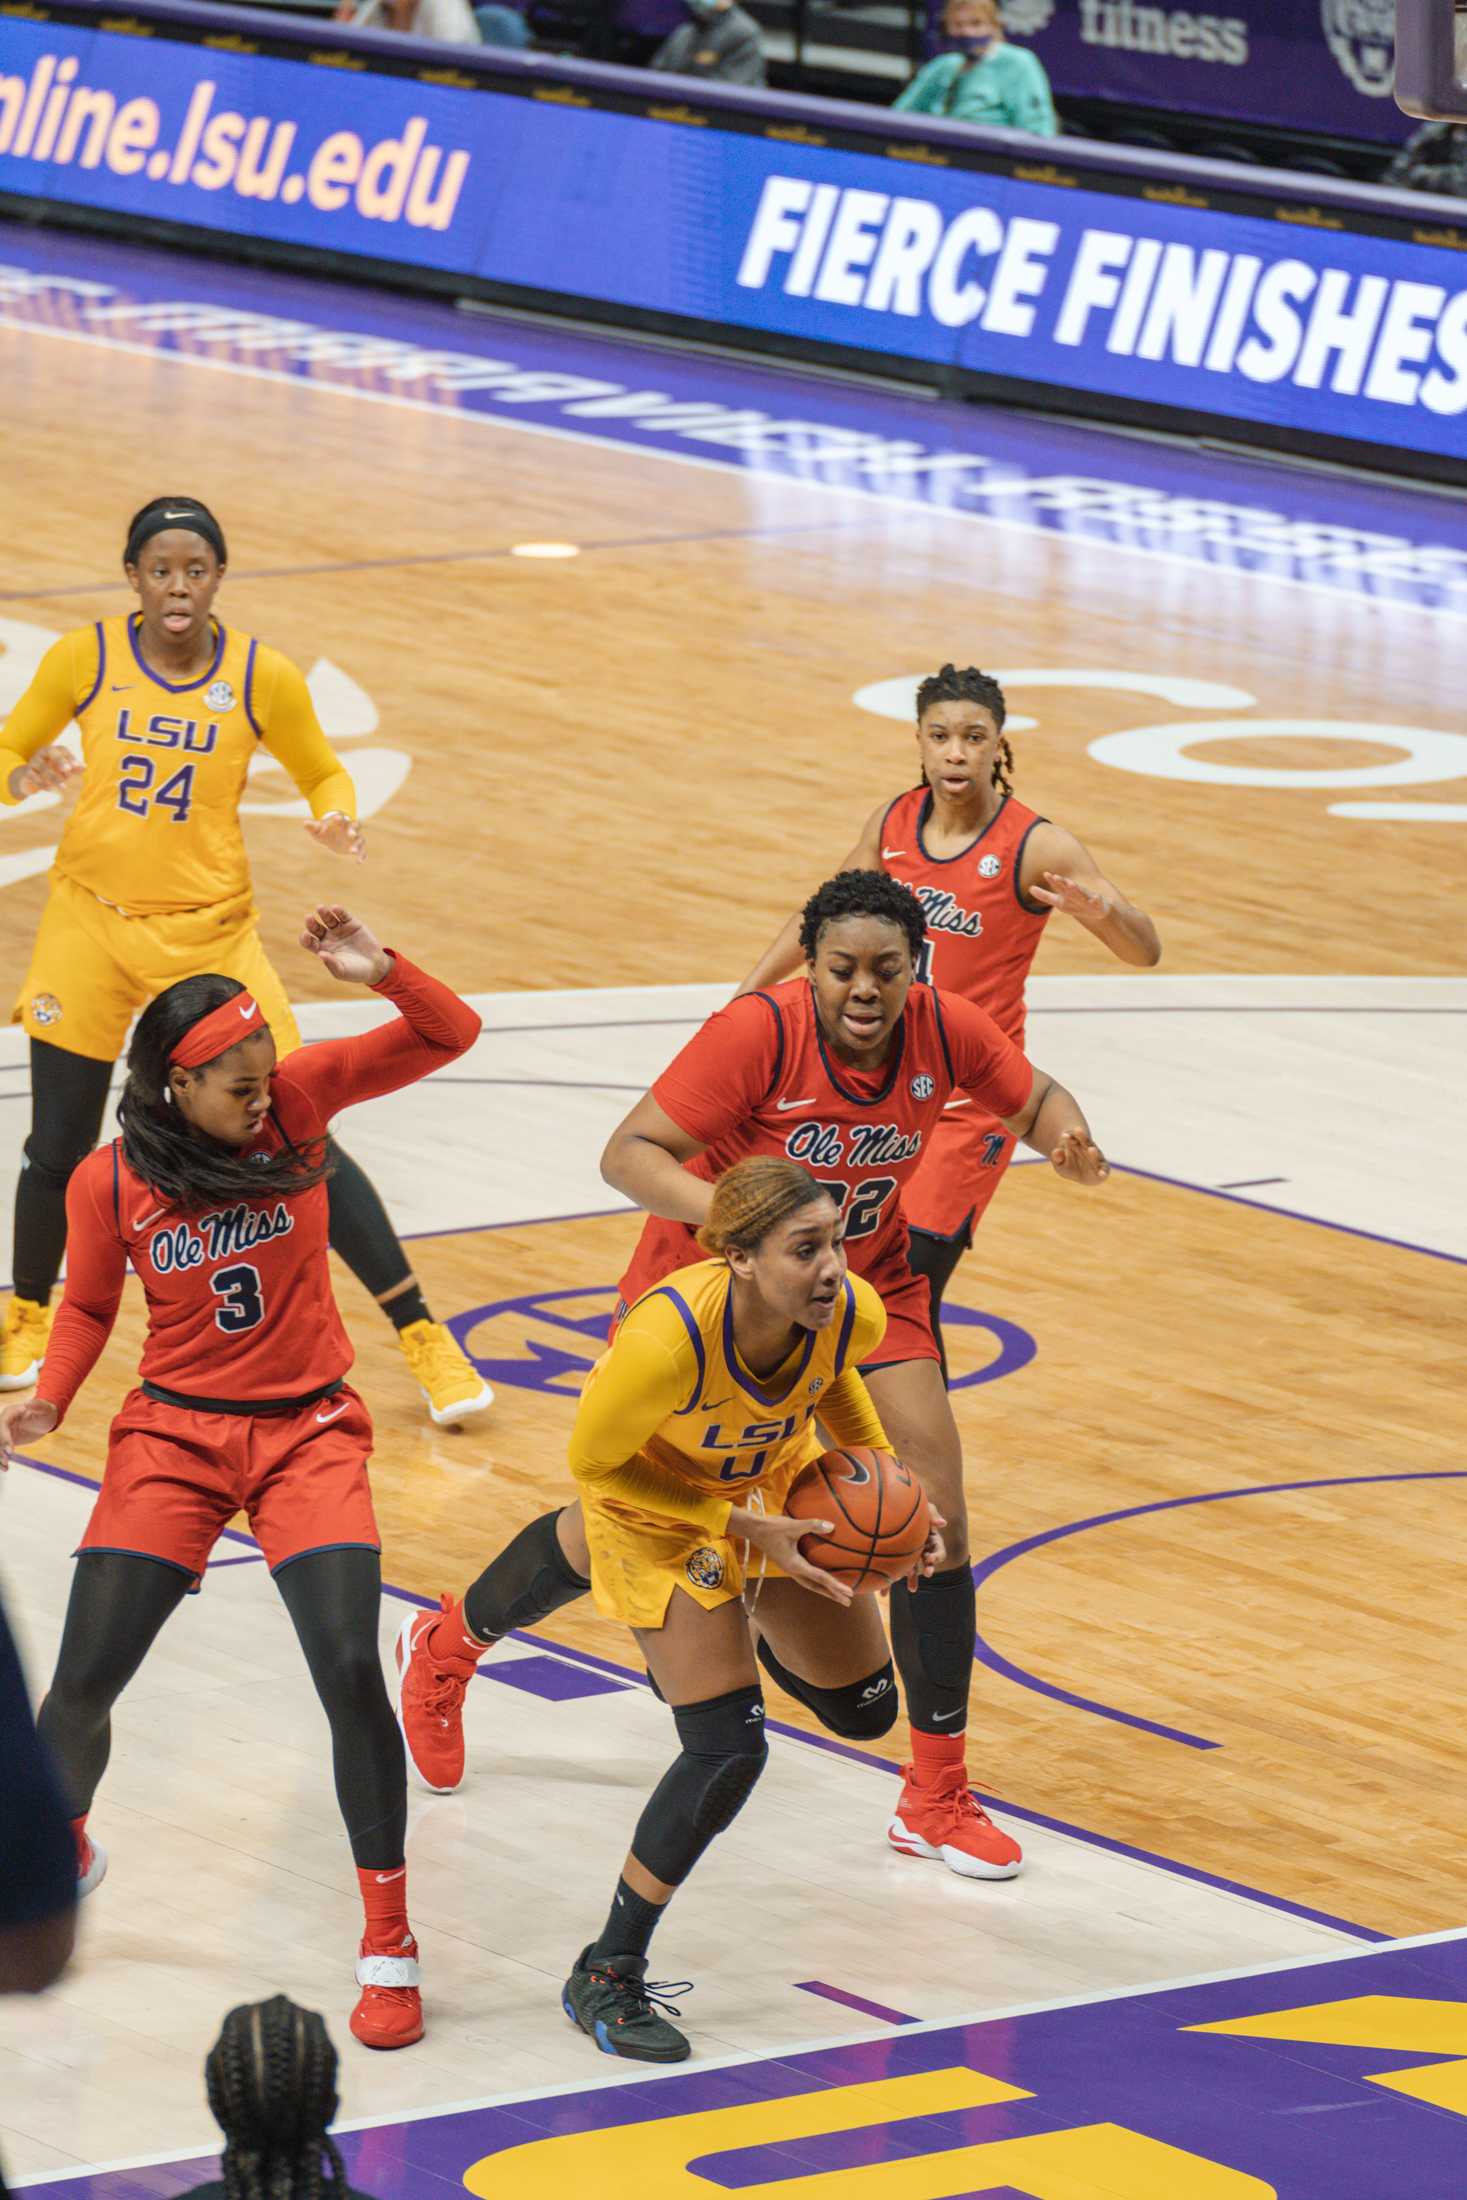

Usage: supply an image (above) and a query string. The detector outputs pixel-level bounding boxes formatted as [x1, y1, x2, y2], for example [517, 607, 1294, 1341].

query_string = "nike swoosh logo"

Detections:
[931, 1708, 965, 1724]
[373, 1867, 406, 1884]
[882, 847, 906, 859]
[775, 1096, 818, 1112]
[238, 999, 257, 1019]
[133, 1206, 167, 1230]
[315, 1401, 349, 1424]
[110, 683, 132, 693]
[162, 508, 198, 521]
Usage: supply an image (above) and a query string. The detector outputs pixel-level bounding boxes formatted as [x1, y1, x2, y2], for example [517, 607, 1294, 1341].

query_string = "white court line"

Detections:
[20, 1924, 1465, 2187]
[0, 307, 1460, 623]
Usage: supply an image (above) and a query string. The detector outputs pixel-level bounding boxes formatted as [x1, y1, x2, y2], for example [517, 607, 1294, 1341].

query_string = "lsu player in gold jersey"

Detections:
[397, 1157, 944, 2062]
[0, 496, 490, 1426]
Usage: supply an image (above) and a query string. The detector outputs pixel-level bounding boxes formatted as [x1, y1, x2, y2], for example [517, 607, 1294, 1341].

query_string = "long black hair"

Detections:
[915, 664, 1014, 796]
[203, 1995, 349, 2200]
[117, 975, 331, 1213]
[798, 871, 927, 965]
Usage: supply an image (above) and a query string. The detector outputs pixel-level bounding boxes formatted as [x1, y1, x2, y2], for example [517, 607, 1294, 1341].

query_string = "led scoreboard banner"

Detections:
[1, 0, 1465, 480]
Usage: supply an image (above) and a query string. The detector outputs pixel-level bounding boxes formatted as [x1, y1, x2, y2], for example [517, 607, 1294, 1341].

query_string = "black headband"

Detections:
[124, 502, 227, 569]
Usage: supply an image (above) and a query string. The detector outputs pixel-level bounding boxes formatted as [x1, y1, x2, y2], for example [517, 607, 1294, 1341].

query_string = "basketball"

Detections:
[784, 1446, 932, 1594]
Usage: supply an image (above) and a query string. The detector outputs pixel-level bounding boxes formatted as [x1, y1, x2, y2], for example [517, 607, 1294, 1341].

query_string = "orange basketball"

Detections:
[784, 1447, 932, 1594]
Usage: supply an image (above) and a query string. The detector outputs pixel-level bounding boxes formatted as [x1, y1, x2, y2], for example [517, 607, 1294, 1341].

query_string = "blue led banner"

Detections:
[1, 4, 1463, 465]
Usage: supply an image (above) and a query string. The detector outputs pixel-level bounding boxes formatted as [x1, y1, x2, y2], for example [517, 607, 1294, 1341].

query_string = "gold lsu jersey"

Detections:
[0, 615, 355, 916]
[570, 1258, 890, 1539]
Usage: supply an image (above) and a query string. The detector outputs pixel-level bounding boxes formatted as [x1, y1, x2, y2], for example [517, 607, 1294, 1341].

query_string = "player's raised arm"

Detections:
[734, 801, 889, 996]
[254, 650, 365, 863]
[278, 906, 481, 1120]
[0, 634, 88, 806]
[1021, 822, 1161, 968]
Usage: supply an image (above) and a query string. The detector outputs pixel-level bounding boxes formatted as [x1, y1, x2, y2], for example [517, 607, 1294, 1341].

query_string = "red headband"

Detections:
[170, 993, 269, 1070]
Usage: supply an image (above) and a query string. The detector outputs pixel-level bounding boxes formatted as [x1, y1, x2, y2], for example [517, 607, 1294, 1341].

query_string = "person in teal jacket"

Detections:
[895, 0, 1059, 135]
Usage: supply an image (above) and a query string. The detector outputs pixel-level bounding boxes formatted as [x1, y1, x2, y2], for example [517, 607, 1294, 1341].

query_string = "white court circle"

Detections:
[1088, 719, 1467, 790]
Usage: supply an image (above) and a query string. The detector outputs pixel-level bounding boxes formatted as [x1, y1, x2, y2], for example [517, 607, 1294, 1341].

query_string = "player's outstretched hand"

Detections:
[305, 812, 366, 864]
[10, 745, 82, 803]
[299, 905, 391, 987]
[0, 1398, 59, 1470]
[1028, 870, 1109, 922]
[1049, 1128, 1110, 1186]
[731, 1507, 854, 1606]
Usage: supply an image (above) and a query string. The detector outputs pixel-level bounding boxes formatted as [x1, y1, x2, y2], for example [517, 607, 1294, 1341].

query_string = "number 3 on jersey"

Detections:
[211, 1263, 265, 1333]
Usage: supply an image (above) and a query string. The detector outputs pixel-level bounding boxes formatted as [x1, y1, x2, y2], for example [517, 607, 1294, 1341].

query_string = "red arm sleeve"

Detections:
[35, 1157, 127, 1425]
[651, 994, 783, 1145]
[938, 992, 1034, 1118]
[273, 953, 481, 1126]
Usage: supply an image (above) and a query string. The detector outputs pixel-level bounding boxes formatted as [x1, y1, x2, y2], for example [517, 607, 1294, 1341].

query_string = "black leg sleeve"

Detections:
[13, 1042, 115, 1304]
[274, 1547, 406, 1870]
[463, 1509, 590, 1645]
[37, 1552, 192, 1816]
[888, 1562, 976, 1736]
[903, 1226, 972, 1389]
[324, 1141, 427, 1326]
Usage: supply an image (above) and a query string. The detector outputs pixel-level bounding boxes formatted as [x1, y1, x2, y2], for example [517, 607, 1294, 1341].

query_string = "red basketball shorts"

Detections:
[856, 1248, 941, 1369]
[903, 1099, 1018, 1242]
[78, 1385, 378, 1581]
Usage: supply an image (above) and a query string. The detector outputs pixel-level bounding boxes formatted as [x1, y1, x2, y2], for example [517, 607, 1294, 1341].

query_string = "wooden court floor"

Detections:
[1, 256, 1465, 2052]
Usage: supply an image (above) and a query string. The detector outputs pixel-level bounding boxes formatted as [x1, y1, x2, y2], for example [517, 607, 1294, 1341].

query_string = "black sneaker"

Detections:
[562, 1945, 692, 2062]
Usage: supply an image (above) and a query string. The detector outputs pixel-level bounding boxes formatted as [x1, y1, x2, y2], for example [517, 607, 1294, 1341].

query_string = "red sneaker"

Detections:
[350, 1931, 424, 2051]
[887, 1763, 1023, 1880]
[395, 1598, 475, 1794]
[76, 1831, 108, 1898]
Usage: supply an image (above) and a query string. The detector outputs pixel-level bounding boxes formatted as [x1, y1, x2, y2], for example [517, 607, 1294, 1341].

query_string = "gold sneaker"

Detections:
[396, 1320, 493, 1428]
[0, 1296, 52, 1390]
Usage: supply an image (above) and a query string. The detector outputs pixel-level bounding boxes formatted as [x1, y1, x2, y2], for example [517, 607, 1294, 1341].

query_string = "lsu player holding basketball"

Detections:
[0, 496, 489, 1425]
[0, 904, 480, 2051]
[533, 1157, 939, 2062]
[399, 870, 1106, 1881]
[740, 664, 1160, 1376]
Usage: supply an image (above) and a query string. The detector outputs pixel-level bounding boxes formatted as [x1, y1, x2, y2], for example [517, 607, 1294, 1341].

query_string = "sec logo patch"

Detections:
[910, 1074, 935, 1100]
[205, 680, 236, 712]
[978, 854, 1002, 878]
[29, 993, 62, 1026]
[686, 1546, 726, 1590]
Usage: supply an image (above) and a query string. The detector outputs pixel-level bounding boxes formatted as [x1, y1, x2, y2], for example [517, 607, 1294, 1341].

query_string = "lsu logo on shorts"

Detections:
[686, 1546, 725, 1590]
[29, 993, 62, 1026]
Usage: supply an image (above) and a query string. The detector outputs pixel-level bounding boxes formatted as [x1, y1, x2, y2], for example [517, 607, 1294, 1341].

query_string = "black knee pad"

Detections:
[631, 1685, 768, 1887]
[756, 1638, 899, 1739]
[22, 1133, 92, 1195]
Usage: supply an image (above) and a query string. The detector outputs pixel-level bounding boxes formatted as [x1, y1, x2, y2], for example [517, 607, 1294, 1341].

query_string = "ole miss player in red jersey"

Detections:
[399, 871, 1106, 1882]
[0, 905, 481, 2052]
[740, 664, 1160, 1375]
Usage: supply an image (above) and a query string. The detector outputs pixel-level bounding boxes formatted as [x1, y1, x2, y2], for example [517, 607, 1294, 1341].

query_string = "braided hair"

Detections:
[204, 1996, 349, 2200]
[117, 976, 332, 1214]
[698, 1159, 835, 1257]
[798, 870, 927, 967]
[914, 664, 1014, 797]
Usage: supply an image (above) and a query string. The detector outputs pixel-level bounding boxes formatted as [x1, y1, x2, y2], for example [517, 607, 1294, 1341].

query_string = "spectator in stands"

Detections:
[1384, 121, 1467, 198]
[0, 1595, 76, 2200]
[175, 1996, 377, 2200]
[895, 0, 1057, 135]
[336, 0, 483, 43]
[650, 0, 767, 85]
